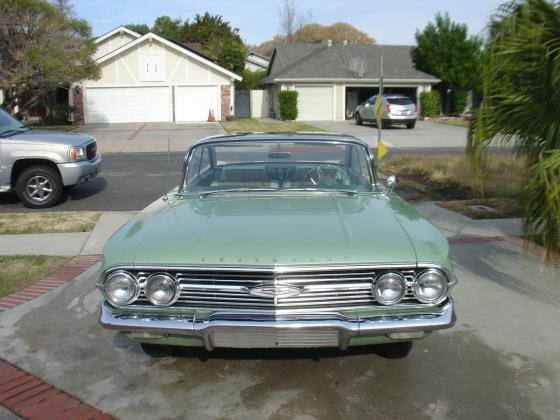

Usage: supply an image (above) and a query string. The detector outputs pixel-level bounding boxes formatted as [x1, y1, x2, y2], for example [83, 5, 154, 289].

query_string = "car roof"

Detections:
[192, 132, 370, 148]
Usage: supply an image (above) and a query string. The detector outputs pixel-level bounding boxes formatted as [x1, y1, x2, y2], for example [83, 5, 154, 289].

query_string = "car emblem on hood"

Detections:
[248, 284, 303, 299]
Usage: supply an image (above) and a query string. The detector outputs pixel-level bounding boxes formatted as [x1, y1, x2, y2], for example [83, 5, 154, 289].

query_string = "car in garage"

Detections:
[355, 94, 417, 129]
[98, 132, 456, 358]
[0, 108, 102, 208]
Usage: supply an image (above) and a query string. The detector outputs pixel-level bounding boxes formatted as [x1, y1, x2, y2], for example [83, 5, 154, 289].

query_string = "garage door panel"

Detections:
[296, 86, 333, 121]
[85, 86, 170, 123]
[176, 86, 218, 122]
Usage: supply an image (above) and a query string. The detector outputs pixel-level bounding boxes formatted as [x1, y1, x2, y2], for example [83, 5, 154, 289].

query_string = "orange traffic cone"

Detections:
[207, 109, 215, 122]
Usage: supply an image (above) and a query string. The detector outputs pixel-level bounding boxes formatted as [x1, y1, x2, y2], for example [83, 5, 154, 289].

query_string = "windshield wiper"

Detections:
[196, 188, 277, 198]
[280, 188, 358, 196]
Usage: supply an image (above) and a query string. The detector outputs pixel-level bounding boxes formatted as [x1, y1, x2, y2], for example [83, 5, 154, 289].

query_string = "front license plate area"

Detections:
[211, 328, 340, 348]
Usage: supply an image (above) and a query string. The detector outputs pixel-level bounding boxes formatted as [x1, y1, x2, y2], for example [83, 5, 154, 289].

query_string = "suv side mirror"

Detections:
[386, 175, 398, 191]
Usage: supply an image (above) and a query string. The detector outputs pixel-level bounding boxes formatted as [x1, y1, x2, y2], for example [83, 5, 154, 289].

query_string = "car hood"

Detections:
[8, 129, 93, 147]
[104, 193, 449, 269]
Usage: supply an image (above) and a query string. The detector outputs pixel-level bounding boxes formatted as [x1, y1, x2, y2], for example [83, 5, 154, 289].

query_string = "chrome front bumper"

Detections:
[100, 299, 455, 350]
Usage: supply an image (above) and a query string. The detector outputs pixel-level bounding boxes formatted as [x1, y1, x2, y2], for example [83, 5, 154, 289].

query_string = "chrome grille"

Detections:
[212, 328, 340, 348]
[86, 141, 97, 160]
[133, 267, 419, 310]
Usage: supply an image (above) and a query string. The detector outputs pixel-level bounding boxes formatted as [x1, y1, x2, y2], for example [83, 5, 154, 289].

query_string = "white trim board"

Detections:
[95, 26, 141, 44]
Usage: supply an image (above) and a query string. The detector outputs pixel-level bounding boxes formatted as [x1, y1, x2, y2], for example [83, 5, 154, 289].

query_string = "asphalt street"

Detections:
[0, 148, 468, 212]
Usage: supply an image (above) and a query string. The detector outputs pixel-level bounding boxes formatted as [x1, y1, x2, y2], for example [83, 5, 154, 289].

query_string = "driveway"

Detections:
[74, 122, 225, 153]
[0, 225, 558, 419]
[308, 120, 468, 149]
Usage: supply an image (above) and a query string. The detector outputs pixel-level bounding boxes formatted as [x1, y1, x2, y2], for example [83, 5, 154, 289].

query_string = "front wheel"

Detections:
[378, 341, 413, 359]
[355, 112, 363, 126]
[15, 166, 63, 209]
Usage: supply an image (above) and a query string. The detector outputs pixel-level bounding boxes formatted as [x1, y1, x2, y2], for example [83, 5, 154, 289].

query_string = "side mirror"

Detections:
[386, 174, 398, 191]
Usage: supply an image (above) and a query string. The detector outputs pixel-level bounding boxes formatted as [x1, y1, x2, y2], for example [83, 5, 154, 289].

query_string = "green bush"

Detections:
[278, 90, 298, 120]
[42, 103, 73, 125]
[236, 70, 265, 90]
[453, 90, 469, 115]
[420, 91, 440, 118]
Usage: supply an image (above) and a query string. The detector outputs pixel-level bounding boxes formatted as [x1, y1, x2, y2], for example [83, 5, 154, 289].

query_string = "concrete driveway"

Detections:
[308, 120, 468, 149]
[0, 214, 558, 419]
[74, 122, 225, 153]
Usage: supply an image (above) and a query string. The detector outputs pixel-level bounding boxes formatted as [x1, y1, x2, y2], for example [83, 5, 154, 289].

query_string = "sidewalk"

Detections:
[0, 205, 523, 256]
[0, 211, 137, 256]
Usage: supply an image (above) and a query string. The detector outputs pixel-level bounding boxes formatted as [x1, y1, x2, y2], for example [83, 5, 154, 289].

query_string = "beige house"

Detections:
[72, 26, 242, 124]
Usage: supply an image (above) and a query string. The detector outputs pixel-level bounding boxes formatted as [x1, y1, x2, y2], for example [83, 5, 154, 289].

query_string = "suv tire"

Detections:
[15, 165, 63, 209]
[406, 121, 416, 129]
[355, 112, 363, 126]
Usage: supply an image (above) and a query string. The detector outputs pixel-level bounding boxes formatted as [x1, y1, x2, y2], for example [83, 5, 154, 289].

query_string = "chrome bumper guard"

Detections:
[100, 299, 455, 350]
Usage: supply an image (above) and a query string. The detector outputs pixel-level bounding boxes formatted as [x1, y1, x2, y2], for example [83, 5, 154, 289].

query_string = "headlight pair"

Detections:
[104, 271, 179, 307]
[373, 269, 448, 305]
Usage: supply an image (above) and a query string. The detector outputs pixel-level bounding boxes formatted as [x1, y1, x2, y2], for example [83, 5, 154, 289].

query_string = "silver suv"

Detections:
[355, 94, 417, 129]
[0, 108, 102, 208]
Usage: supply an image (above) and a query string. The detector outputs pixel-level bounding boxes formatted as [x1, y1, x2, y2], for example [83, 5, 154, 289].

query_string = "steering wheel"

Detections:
[303, 164, 351, 188]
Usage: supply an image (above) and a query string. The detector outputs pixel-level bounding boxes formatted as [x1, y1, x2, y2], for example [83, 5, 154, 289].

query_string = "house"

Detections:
[245, 52, 271, 72]
[263, 42, 440, 120]
[71, 26, 242, 124]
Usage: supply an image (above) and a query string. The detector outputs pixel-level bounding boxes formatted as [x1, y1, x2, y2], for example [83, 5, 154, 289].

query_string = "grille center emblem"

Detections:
[249, 284, 302, 299]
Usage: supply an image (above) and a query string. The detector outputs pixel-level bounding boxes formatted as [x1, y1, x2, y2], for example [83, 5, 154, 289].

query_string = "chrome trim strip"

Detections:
[99, 299, 455, 350]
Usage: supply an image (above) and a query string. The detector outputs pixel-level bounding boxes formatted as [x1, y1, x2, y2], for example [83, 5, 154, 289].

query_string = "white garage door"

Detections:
[295, 86, 334, 120]
[84, 86, 170, 123]
[176, 86, 219, 122]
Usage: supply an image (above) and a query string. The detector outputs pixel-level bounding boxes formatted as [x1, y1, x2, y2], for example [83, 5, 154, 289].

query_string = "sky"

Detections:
[73, 0, 505, 45]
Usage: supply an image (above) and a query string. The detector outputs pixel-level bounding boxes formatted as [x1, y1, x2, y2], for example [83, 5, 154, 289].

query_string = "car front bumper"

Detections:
[58, 153, 102, 186]
[99, 299, 456, 350]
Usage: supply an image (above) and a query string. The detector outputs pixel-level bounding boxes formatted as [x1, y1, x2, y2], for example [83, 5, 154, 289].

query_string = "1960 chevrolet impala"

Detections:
[98, 133, 456, 358]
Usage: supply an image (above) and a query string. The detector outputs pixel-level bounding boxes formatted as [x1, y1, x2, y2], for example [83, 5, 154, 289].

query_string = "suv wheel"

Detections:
[15, 166, 63, 209]
[378, 341, 413, 359]
[406, 121, 416, 129]
[355, 112, 363, 126]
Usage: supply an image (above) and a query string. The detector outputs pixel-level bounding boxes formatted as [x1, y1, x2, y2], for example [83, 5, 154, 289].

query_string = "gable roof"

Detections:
[95, 32, 242, 81]
[264, 43, 439, 83]
[95, 26, 141, 44]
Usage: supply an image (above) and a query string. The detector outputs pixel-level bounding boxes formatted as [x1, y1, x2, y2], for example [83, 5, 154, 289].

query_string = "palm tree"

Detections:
[468, 0, 560, 258]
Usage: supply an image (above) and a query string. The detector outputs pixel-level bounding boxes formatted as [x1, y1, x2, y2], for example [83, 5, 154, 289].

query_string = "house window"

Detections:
[139, 51, 165, 82]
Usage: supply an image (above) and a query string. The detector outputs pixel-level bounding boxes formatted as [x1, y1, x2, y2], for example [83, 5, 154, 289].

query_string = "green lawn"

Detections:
[434, 119, 470, 128]
[221, 118, 323, 133]
[0, 211, 100, 234]
[0, 255, 69, 298]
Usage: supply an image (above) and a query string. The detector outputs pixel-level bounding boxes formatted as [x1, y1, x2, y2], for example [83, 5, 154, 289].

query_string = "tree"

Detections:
[278, 0, 306, 42]
[411, 13, 481, 114]
[152, 16, 183, 42]
[180, 13, 245, 73]
[51, 0, 72, 14]
[468, 0, 560, 257]
[237, 69, 266, 91]
[124, 23, 150, 35]
[292, 22, 375, 44]
[0, 0, 100, 115]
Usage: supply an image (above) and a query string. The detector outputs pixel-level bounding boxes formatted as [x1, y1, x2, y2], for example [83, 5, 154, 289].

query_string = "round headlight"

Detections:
[374, 272, 406, 305]
[104, 271, 139, 305]
[145, 273, 179, 306]
[414, 269, 448, 303]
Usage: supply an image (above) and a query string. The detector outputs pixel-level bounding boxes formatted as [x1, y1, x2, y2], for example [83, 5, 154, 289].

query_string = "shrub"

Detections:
[42, 103, 73, 125]
[420, 91, 440, 118]
[277, 90, 298, 120]
[236, 70, 265, 90]
[453, 90, 469, 115]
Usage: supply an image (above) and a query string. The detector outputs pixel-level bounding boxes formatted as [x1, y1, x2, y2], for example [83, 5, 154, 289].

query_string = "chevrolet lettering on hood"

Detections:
[98, 133, 456, 358]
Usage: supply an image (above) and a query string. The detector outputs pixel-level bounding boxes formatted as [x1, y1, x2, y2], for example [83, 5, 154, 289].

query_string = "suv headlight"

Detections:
[69, 146, 86, 161]
[413, 269, 448, 304]
[104, 271, 139, 305]
[145, 273, 179, 306]
[374, 272, 406, 305]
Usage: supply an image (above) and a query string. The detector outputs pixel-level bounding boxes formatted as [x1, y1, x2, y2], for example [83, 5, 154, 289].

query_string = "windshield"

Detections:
[0, 108, 26, 137]
[182, 140, 375, 194]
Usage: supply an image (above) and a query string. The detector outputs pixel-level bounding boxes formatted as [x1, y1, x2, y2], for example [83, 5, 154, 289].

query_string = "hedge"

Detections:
[278, 90, 298, 120]
[420, 91, 440, 118]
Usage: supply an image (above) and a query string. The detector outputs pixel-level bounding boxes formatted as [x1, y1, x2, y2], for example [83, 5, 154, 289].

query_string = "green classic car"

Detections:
[98, 133, 456, 358]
